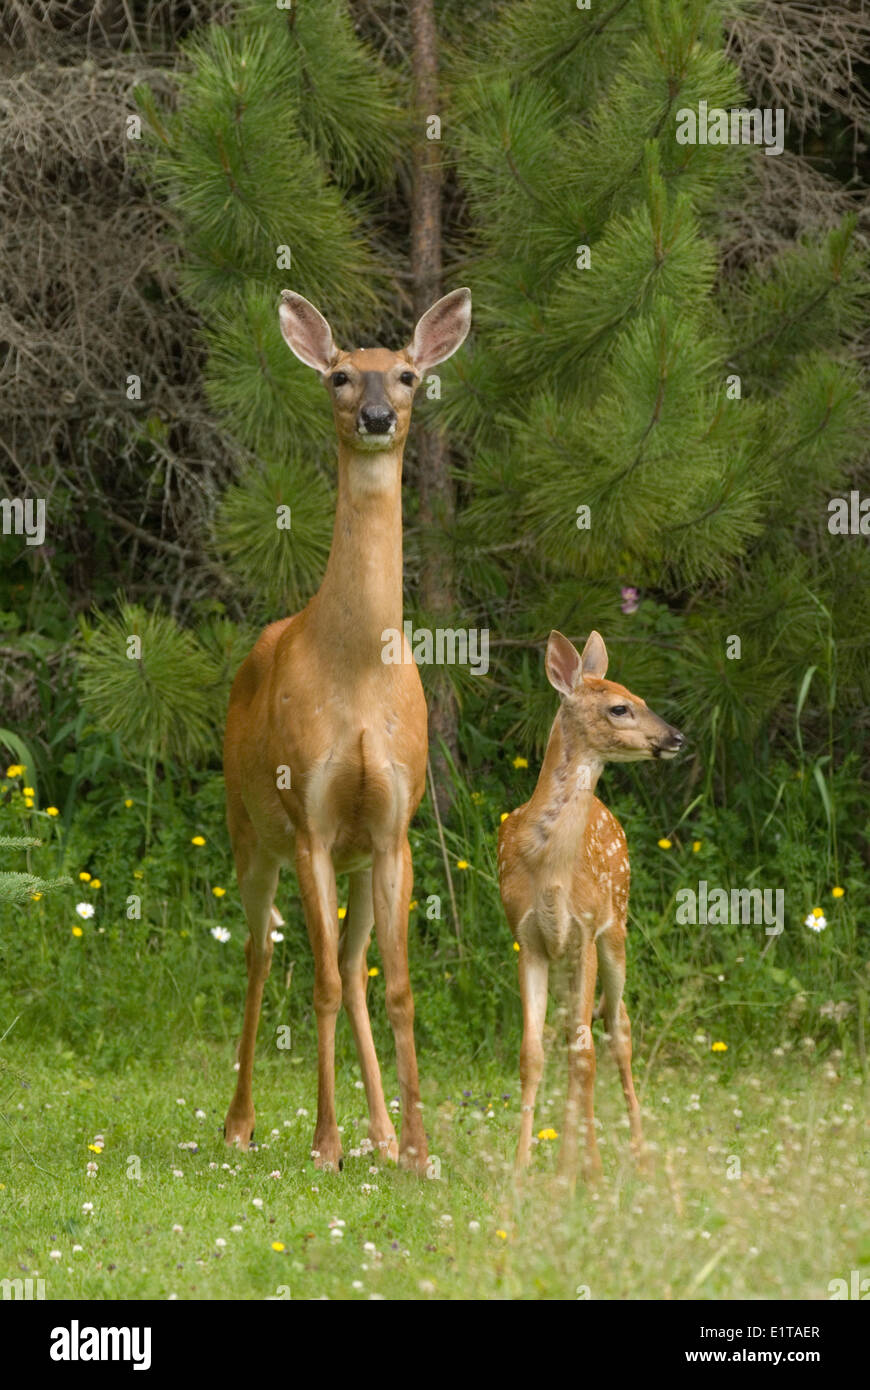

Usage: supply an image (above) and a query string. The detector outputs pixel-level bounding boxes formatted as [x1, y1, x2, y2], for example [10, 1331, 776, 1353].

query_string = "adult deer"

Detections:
[498, 630, 684, 1186]
[223, 286, 471, 1171]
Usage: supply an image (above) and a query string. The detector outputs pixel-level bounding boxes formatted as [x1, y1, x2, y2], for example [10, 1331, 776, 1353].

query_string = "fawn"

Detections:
[498, 629, 684, 1184]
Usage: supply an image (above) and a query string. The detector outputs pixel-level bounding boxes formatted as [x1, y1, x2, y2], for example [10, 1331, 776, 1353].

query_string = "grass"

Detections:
[1, 1039, 867, 1301]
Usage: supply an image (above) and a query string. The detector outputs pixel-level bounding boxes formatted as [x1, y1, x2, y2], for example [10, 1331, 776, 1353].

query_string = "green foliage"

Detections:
[0, 835, 71, 906]
[77, 599, 222, 764]
[214, 456, 334, 617]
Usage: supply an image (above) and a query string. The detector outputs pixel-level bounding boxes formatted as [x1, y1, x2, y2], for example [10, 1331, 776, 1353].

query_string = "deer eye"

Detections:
[331, 371, 349, 387]
[399, 370, 416, 386]
[609, 705, 629, 716]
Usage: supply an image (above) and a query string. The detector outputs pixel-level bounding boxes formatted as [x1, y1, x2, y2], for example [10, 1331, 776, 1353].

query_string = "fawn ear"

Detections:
[406, 287, 471, 373]
[545, 630, 583, 698]
[580, 630, 608, 679]
[278, 291, 338, 373]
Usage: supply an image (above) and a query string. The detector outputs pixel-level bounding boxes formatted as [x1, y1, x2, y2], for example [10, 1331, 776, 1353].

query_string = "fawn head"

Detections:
[278, 287, 471, 454]
[545, 629, 685, 762]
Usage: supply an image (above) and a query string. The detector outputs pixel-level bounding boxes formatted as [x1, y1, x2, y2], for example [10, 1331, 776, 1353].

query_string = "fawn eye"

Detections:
[331, 371, 349, 387]
[609, 705, 628, 716]
[399, 370, 416, 386]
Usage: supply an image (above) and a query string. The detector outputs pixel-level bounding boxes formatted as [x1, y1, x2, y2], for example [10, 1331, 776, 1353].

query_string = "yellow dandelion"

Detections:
[409, 900, 418, 910]
[45, 806, 59, 817]
[79, 872, 91, 882]
[337, 906, 347, 920]
[88, 1143, 103, 1153]
[512, 756, 528, 769]
[23, 787, 34, 797]
[711, 1041, 728, 1053]
[811, 906, 824, 918]
[657, 838, 672, 850]
[23, 798, 34, 809]
[513, 942, 520, 952]
[537, 1128, 558, 1141]
[832, 886, 845, 898]
[90, 879, 101, 890]
[368, 967, 379, 978]
[6, 764, 24, 778]
[72, 926, 83, 938]
[191, 836, 206, 847]
[31, 893, 42, 901]
[212, 886, 226, 898]
[692, 840, 702, 852]
[500, 812, 509, 822]
[495, 1229, 507, 1240]
[456, 860, 469, 870]
[271, 1241, 285, 1252]
[124, 799, 133, 809]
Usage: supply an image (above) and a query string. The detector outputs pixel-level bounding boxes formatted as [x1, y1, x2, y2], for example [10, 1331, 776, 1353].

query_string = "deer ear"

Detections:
[545, 630, 583, 698]
[580, 630, 608, 679]
[278, 291, 338, 373]
[406, 287, 471, 373]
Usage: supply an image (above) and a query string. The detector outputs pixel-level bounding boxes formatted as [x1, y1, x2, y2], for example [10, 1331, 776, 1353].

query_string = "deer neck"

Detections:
[309, 441, 405, 668]
[525, 711, 603, 860]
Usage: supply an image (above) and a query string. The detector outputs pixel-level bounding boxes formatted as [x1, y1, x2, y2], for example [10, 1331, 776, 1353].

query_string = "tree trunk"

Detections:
[410, 0, 458, 816]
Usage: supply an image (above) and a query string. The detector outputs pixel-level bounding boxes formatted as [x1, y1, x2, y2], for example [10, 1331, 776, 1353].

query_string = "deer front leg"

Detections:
[339, 868, 398, 1162]
[559, 937, 601, 1188]
[296, 837, 343, 1171]
[515, 948, 549, 1174]
[372, 838, 427, 1173]
[224, 838, 279, 1150]
[597, 927, 647, 1170]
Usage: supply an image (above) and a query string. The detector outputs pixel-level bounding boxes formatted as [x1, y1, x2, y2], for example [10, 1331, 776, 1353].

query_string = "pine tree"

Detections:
[437, 0, 869, 798]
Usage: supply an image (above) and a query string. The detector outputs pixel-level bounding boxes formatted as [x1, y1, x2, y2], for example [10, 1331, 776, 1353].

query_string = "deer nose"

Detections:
[668, 727, 685, 749]
[358, 405, 396, 435]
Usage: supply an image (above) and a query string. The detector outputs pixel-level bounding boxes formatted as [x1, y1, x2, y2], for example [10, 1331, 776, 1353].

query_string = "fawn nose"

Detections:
[667, 727, 685, 750]
[358, 404, 396, 435]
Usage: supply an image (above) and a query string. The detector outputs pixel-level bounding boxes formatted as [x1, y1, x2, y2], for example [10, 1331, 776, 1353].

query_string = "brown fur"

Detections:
[222, 289, 470, 1171]
[498, 630, 683, 1186]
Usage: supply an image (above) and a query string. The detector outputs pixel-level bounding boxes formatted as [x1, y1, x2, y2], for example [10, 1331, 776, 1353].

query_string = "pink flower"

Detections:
[620, 586, 639, 615]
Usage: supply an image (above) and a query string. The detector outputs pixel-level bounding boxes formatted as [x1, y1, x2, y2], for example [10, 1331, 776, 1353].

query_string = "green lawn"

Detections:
[0, 1041, 866, 1300]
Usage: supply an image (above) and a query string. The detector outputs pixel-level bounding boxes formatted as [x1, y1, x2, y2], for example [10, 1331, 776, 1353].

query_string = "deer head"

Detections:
[545, 629, 685, 762]
[278, 287, 471, 454]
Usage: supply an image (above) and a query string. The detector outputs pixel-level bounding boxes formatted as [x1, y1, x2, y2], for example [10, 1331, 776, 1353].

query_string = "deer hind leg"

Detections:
[224, 823, 279, 1150]
[372, 838, 428, 1173]
[559, 936, 601, 1186]
[515, 947, 549, 1174]
[339, 868, 398, 1162]
[597, 925, 646, 1168]
[295, 835, 343, 1171]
